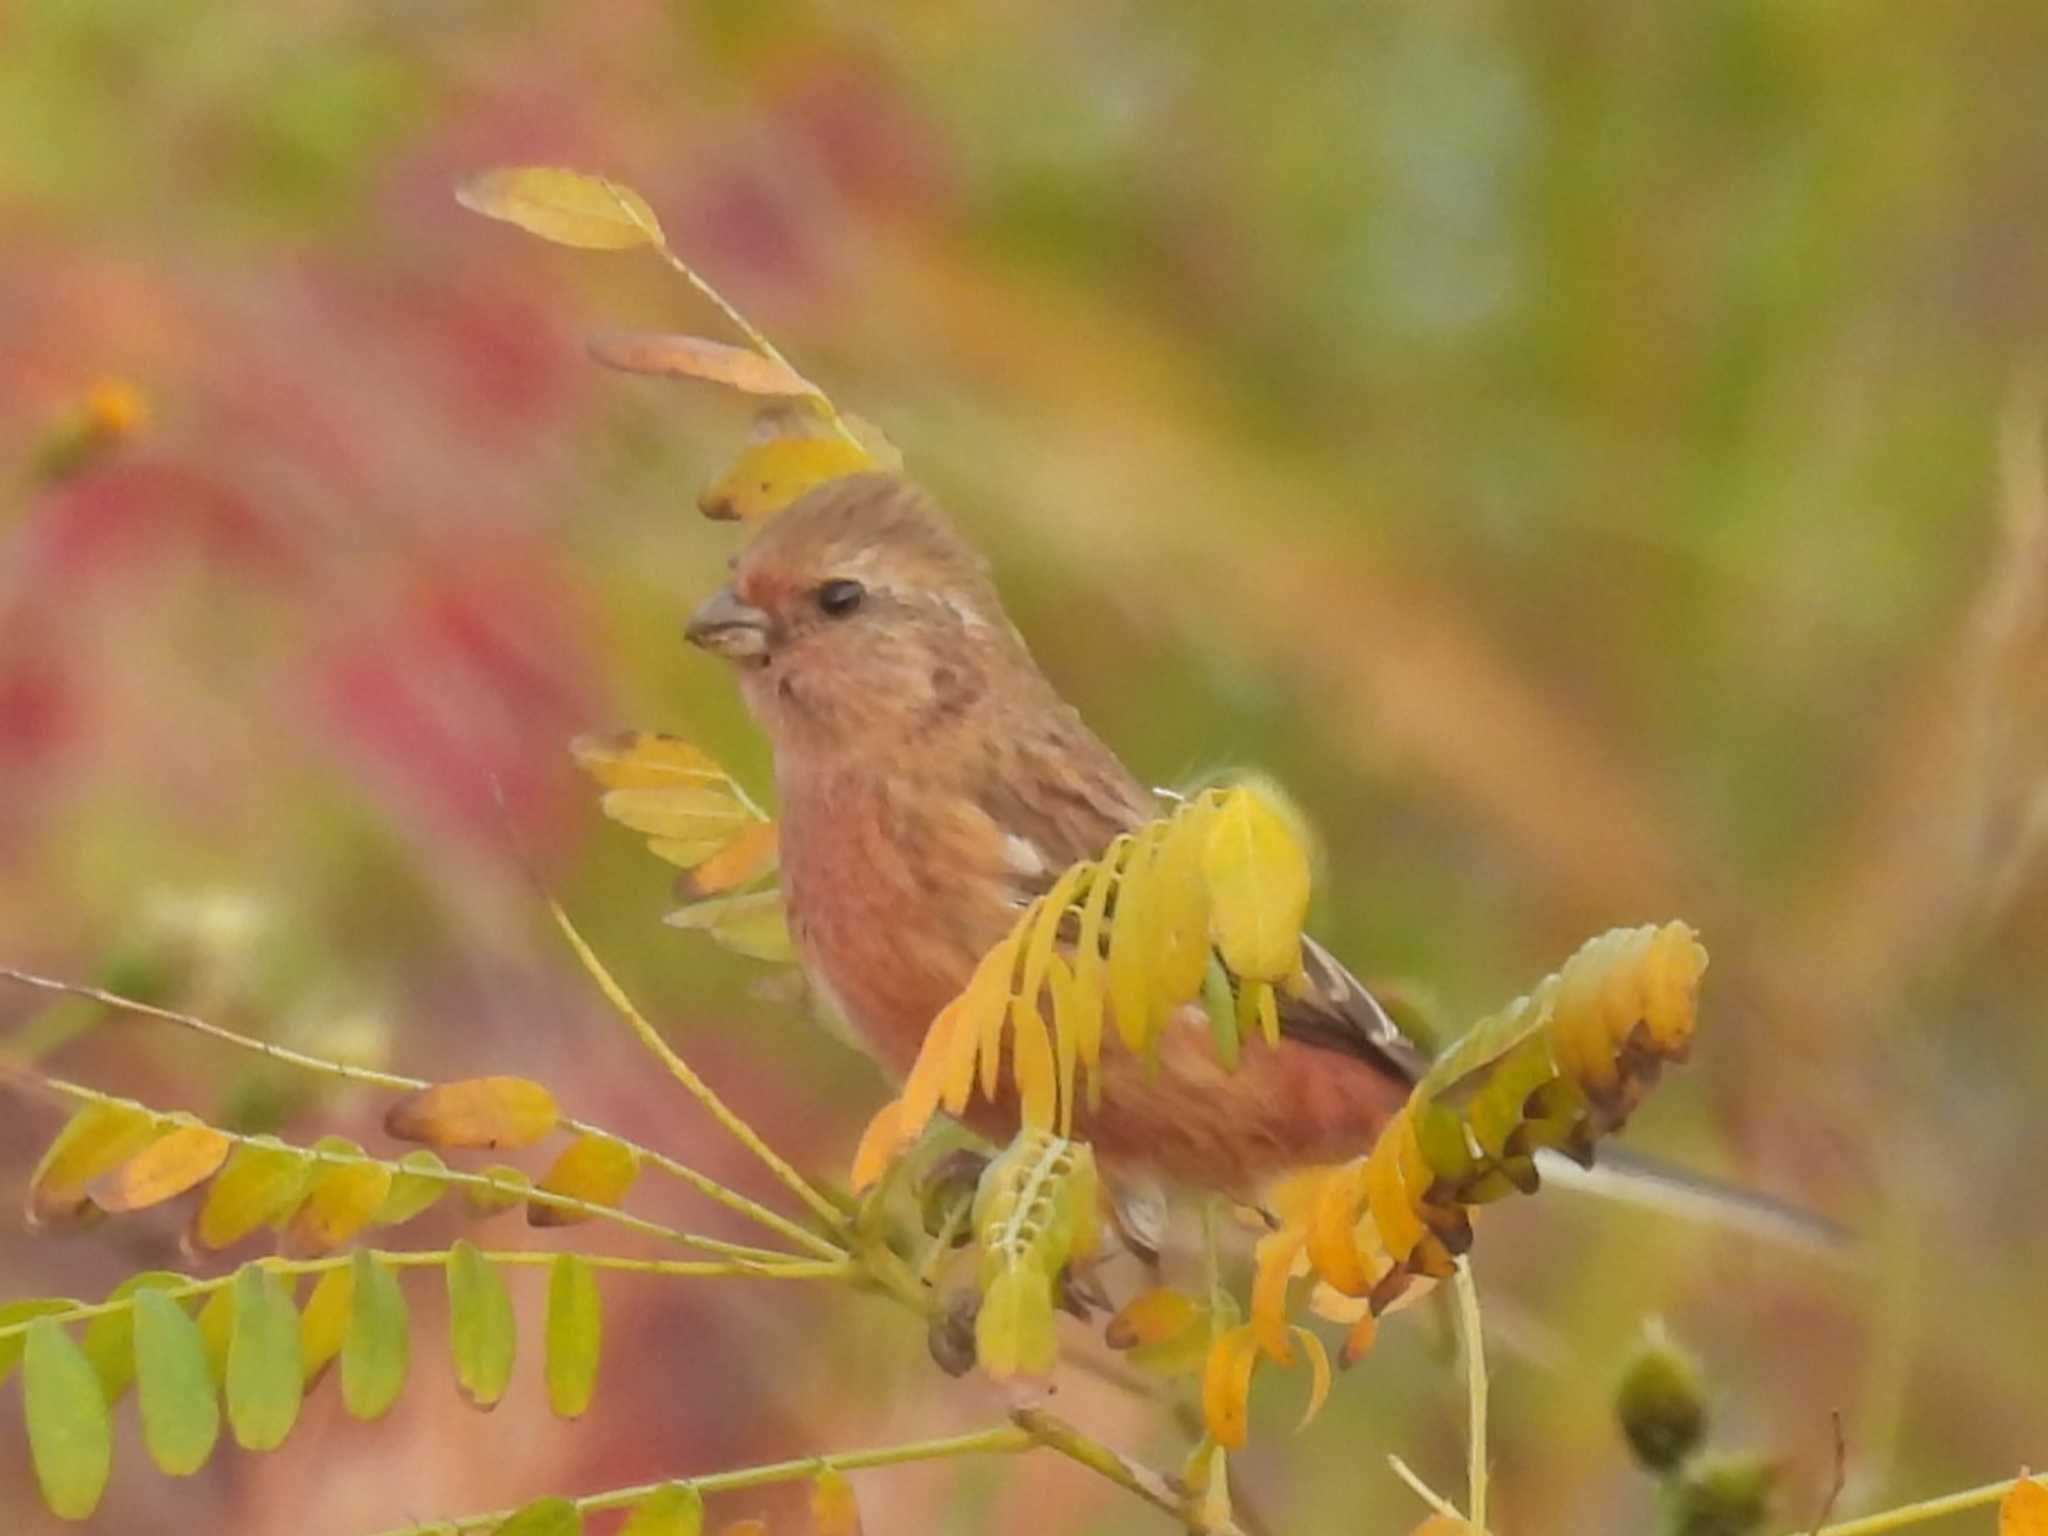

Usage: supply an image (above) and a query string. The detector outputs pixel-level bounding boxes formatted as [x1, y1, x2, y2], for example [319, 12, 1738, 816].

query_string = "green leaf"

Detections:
[1200, 952, 1241, 1072]
[82, 1270, 186, 1403]
[373, 1149, 450, 1226]
[975, 1263, 1057, 1379]
[447, 1239, 515, 1408]
[455, 166, 662, 251]
[343, 1250, 409, 1421]
[133, 1288, 221, 1476]
[22, 1317, 111, 1519]
[619, 1483, 705, 1536]
[196, 1285, 235, 1386]
[225, 1263, 303, 1450]
[0, 1298, 82, 1386]
[495, 1495, 583, 1536]
[544, 1254, 601, 1419]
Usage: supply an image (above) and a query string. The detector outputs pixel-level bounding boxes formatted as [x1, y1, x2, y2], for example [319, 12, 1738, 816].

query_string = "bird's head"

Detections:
[686, 472, 1029, 754]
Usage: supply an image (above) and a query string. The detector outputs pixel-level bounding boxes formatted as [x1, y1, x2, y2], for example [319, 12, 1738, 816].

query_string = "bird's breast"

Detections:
[775, 765, 1023, 1080]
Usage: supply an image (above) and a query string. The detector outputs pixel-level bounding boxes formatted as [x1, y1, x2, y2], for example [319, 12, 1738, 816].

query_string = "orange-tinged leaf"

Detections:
[810, 1467, 862, 1536]
[1201, 1323, 1261, 1449]
[1406, 1517, 1471, 1536]
[456, 166, 662, 250]
[899, 1000, 963, 1137]
[1105, 1287, 1202, 1351]
[1251, 1228, 1304, 1362]
[664, 889, 796, 963]
[29, 1100, 160, 1224]
[290, 1153, 394, 1253]
[698, 435, 874, 522]
[92, 1121, 230, 1213]
[385, 1077, 560, 1150]
[193, 1138, 314, 1251]
[1341, 1309, 1378, 1367]
[1364, 1128, 1426, 1263]
[531, 1134, 639, 1227]
[676, 821, 780, 898]
[587, 331, 818, 396]
[849, 1100, 910, 1195]
[2003, 1477, 2048, 1536]
[1203, 785, 1310, 982]
[1291, 1327, 1333, 1431]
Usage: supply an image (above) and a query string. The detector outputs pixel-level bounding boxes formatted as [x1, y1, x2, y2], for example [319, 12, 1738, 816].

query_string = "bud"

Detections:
[915, 1147, 987, 1243]
[1662, 1453, 1778, 1536]
[1617, 1321, 1709, 1472]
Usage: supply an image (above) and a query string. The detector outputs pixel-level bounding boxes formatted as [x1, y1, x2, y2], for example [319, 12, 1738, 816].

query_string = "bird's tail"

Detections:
[1536, 1145, 1850, 1256]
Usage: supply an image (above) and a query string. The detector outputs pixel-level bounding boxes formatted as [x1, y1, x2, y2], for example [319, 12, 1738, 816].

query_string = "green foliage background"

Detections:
[2, 1, 2044, 1531]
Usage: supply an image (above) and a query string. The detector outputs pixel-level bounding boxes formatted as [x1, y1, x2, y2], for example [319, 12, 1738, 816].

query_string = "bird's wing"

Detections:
[974, 712, 1425, 1087]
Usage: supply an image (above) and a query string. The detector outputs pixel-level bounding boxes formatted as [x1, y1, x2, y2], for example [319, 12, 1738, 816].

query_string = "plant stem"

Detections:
[1453, 1257, 1490, 1534]
[366, 1421, 1037, 1535]
[550, 901, 849, 1234]
[0, 1246, 848, 1344]
[1387, 1454, 1471, 1526]
[1015, 1407, 1245, 1535]
[1799, 1474, 2043, 1536]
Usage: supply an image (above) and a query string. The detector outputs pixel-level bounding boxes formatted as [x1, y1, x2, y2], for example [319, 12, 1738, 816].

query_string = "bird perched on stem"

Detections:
[685, 472, 1422, 1203]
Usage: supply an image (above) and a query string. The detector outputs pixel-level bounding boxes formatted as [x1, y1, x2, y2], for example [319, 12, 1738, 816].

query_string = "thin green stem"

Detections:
[599, 181, 864, 455]
[1799, 1474, 2043, 1536]
[367, 1422, 1036, 1535]
[1387, 1454, 1470, 1526]
[550, 901, 848, 1234]
[0, 1246, 849, 1345]
[1453, 1257, 1491, 1535]
[1, 967, 843, 1259]
[1014, 1408, 1245, 1536]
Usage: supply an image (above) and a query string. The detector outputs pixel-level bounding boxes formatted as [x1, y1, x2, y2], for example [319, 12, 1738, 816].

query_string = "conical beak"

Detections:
[685, 584, 772, 660]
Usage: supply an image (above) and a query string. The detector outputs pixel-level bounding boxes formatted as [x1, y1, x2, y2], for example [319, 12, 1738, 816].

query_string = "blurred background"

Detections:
[3, 1, 2045, 1531]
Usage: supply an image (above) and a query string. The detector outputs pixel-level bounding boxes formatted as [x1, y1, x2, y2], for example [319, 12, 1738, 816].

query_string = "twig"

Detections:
[1810, 1411, 1848, 1534]
[549, 902, 848, 1234]
[1793, 1472, 2044, 1536]
[1387, 1454, 1471, 1526]
[1013, 1407, 1246, 1536]
[1453, 1257, 1491, 1534]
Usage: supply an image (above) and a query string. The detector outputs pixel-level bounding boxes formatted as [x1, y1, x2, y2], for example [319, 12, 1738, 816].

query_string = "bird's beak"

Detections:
[685, 584, 772, 660]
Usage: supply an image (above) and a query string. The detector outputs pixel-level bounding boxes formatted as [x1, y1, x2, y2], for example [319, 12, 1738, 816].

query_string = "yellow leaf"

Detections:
[849, 1100, 909, 1195]
[530, 1134, 640, 1227]
[2003, 1477, 2048, 1536]
[298, 1264, 354, 1384]
[1200, 1324, 1261, 1450]
[192, 1138, 314, 1251]
[28, 1100, 160, 1225]
[93, 1122, 230, 1213]
[1107, 827, 1160, 1053]
[571, 732, 730, 791]
[1010, 992, 1056, 1131]
[676, 821, 780, 898]
[1305, 1162, 1374, 1298]
[697, 436, 874, 522]
[455, 167, 662, 250]
[384, 1077, 560, 1150]
[810, 1468, 862, 1536]
[586, 330, 819, 396]
[1291, 1327, 1333, 1431]
[1202, 785, 1310, 982]
[601, 786, 757, 845]
[975, 1264, 1057, 1379]
[663, 890, 796, 963]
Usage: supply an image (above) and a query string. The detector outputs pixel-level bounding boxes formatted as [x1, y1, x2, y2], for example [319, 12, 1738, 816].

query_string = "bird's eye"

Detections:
[815, 578, 865, 618]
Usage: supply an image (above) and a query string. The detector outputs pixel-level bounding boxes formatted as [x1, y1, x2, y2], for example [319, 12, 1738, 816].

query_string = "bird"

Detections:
[683, 470, 1426, 1209]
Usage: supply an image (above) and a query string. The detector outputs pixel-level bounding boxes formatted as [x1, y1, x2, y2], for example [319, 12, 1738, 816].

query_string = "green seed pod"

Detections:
[1662, 1453, 1778, 1536]
[1617, 1321, 1709, 1472]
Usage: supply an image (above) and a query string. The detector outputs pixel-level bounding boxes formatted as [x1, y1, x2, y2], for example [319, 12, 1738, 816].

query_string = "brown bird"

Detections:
[684, 472, 1422, 1209]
